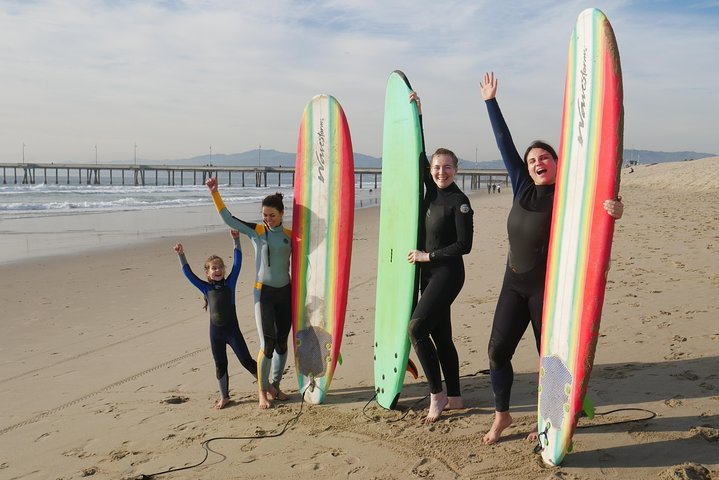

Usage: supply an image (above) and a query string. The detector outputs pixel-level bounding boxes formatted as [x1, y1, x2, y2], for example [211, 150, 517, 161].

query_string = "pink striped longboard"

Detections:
[292, 94, 354, 404]
[537, 8, 623, 465]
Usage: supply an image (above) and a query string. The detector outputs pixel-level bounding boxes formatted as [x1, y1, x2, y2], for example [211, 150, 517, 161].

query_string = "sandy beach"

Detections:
[1, 158, 717, 480]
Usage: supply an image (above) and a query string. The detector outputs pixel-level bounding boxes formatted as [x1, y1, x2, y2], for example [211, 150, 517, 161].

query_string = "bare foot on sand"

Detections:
[258, 390, 272, 409]
[215, 397, 230, 410]
[526, 423, 539, 442]
[483, 411, 513, 445]
[268, 384, 289, 401]
[425, 391, 449, 423]
[445, 396, 464, 410]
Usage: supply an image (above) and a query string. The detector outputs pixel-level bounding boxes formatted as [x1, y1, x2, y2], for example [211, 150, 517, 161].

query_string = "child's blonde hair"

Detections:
[204, 255, 225, 273]
[201, 255, 226, 310]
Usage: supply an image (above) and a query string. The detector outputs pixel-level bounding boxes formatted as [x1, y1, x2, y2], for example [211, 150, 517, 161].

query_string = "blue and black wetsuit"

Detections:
[408, 121, 474, 396]
[178, 238, 257, 400]
[210, 191, 292, 393]
[485, 97, 555, 412]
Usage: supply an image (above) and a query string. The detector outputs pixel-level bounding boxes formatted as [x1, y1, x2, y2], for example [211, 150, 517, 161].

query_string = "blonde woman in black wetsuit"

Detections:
[479, 72, 624, 444]
[407, 92, 474, 423]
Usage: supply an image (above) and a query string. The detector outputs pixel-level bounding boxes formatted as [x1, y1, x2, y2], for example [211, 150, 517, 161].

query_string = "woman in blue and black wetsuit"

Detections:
[407, 92, 474, 423]
[174, 229, 257, 410]
[479, 72, 624, 444]
[206, 177, 292, 409]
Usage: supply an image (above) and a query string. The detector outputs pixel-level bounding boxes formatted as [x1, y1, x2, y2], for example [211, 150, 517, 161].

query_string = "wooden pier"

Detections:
[0, 162, 508, 190]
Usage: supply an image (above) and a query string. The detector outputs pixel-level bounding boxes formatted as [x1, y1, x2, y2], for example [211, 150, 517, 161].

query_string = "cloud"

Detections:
[0, 0, 717, 164]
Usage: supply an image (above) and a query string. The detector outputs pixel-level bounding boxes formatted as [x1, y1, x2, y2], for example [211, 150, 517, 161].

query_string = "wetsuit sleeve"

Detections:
[210, 190, 258, 238]
[178, 254, 210, 295]
[226, 244, 242, 289]
[430, 195, 474, 261]
[418, 115, 434, 193]
[485, 98, 532, 199]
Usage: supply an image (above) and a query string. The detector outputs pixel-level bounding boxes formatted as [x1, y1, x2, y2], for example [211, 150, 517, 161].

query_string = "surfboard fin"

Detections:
[582, 395, 595, 419]
[406, 359, 419, 379]
[338, 352, 343, 366]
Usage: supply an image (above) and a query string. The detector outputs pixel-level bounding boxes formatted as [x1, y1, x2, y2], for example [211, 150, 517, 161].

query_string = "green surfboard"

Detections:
[373, 70, 424, 409]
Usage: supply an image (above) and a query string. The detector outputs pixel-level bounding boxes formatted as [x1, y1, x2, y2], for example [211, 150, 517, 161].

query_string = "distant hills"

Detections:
[156, 148, 715, 169]
[161, 149, 383, 168]
[621, 149, 715, 165]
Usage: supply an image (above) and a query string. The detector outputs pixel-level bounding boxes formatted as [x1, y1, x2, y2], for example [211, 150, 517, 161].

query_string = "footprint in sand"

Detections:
[411, 457, 434, 478]
[598, 451, 618, 476]
[290, 461, 322, 472]
[689, 426, 719, 443]
[664, 396, 684, 408]
[109, 449, 130, 461]
[62, 447, 92, 459]
[660, 463, 711, 480]
[670, 370, 699, 381]
[162, 395, 189, 405]
[81, 467, 97, 476]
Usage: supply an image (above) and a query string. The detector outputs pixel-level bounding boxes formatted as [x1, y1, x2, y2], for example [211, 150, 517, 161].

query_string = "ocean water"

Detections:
[0, 181, 379, 265]
[0, 182, 286, 219]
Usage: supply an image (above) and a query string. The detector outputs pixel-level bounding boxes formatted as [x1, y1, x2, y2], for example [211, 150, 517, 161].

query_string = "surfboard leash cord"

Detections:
[136, 384, 312, 479]
[576, 407, 657, 429]
[532, 407, 658, 455]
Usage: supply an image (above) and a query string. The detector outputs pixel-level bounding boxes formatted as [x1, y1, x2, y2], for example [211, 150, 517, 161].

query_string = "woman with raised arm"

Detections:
[479, 72, 623, 444]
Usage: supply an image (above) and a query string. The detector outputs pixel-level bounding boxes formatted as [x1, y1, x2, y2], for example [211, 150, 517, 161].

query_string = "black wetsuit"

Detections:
[485, 97, 555, 412]
[178, 241, 257, 399]
[408, 144, 474, 396]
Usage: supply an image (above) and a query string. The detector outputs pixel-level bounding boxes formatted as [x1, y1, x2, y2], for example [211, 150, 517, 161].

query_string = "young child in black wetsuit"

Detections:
[174, 230, 257, 409]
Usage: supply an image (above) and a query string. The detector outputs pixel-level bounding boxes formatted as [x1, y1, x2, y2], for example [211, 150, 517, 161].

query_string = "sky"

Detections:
[1, 0, 718, 164]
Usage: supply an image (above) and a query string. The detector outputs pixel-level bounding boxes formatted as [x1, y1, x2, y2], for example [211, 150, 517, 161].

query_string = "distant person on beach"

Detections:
[206, 178, 292, 409]
[406, 91, 474, 423]
[173, 230, 257, 410]
[497, 185, 501, 194]
[479, 71, 624, 444]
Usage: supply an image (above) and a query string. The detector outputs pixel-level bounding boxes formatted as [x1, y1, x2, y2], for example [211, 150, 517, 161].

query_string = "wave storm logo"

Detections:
[577, 47, 588, 147]
[316, 118, 326, 183]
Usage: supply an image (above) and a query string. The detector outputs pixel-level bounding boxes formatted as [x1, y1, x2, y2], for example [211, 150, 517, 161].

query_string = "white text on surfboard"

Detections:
[315, 118, 326, 183]
[577, 47, 588, 146]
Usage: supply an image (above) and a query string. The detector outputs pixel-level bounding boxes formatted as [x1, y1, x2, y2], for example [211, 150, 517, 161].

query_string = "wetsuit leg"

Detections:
[226, 322, 258, 377]
[270, 285, 292, 388]
[409, 265, 463, 394]
[258, 285, 290, 390]
[273, 285, 292, 355]
[257, 291, 277, 391]
[210, 324, 230, 398]
[488, 267, 542, 412]
[432, 308, 461, 397]
[259, 286, 280, 358]
[528, 284, 544, 352]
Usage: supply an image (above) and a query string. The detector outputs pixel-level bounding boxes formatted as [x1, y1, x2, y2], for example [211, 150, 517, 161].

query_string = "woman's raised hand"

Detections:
[480, 71, 498, 101]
